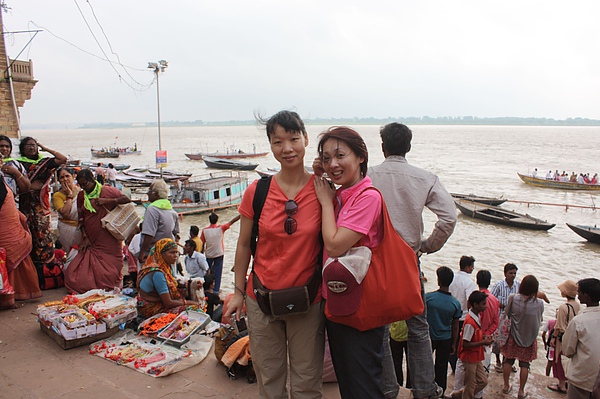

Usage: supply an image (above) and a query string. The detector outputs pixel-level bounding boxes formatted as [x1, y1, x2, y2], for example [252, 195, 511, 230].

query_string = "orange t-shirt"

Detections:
[239, 175, 322, 301]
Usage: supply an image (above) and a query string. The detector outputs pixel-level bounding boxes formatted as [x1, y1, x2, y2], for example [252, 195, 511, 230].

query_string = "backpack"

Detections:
[41, 261, 65, 290]
[214, 326, 256, 383]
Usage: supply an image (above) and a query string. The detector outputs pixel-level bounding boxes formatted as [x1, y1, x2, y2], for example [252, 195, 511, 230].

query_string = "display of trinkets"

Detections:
[158, 310, 211, 347]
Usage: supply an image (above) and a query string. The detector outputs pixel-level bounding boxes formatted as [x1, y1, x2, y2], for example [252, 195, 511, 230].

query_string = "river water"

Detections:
[27, 124, 600, 372]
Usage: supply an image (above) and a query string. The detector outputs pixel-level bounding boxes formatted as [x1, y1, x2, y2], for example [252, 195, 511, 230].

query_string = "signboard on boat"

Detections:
[156, 150, 168, 168]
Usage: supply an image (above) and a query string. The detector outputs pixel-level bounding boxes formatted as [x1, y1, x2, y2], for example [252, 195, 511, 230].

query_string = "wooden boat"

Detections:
[80, 161, 130, 171]
[90, 149, 120, 159]
[185, 151, 268, 160]
[454, 199, 555, 231]
[451, 193, 506, 206]
[566, 223, 600, 244]
[203, 156, 258, 171]
[122, 169, 191, 183]
[517, 173, 600, 191]
[138, 171, 249, 215]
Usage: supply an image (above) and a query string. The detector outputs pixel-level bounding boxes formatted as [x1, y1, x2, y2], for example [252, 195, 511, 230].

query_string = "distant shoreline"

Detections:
[22, 116, 600, 130]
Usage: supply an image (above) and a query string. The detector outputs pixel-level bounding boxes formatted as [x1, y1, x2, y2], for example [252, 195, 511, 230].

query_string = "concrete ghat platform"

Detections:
[0, 287, 564, 399]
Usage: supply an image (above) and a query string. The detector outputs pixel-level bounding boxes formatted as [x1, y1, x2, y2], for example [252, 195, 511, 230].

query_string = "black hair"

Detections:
[578, 278, 600, 303]
[476, 270, 492, 289]
[379, 122, 412, 156]
[190, 225, 199, 236]
[203, 274, 215, 291]
[436, 266, 454, 287]
[185, 239, 197, 251]
[468, 290, 488, 307]
[76, 168, 95, 182]
[258, 110, 307, 141]
[209, 212, 218, 224]
[504, 263, 518, 274]
[459, 255, 475, 270]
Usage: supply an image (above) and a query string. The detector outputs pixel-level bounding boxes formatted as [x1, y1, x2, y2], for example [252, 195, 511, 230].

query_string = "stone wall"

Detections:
[0, 11, 37, 138]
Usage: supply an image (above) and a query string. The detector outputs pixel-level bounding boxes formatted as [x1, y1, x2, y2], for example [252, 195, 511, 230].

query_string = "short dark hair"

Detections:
[185, 239, 196, 251]
[190, 225, 199, 236]
[203, 274, 215, 291]
[209, 212, 218, 224]
[519, 275, 539, 297]
[317, 126, 369, 177]
[379, 122, 412, 156]
[578, 278, 600, 302]
[504, 263, 518, 274]
[468, 291, 488, 307]
[459, 255, 475, 270]
[436, 266, 454, 287]
[259, 110, 307, 141]
[476, 270, 492, 289]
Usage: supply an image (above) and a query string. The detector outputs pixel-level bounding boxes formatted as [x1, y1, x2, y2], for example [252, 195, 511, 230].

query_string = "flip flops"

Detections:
[547, 383, 567, 394]
[502, 386, 513, 394]
[518, 393, 529, 399]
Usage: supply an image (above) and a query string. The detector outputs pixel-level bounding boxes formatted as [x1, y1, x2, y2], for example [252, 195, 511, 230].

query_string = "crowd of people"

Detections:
[2, 120, 600, 399]
[532, 168, 599, 185]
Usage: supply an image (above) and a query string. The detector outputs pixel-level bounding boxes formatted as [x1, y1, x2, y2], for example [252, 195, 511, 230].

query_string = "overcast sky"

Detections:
[3, 1, 600, 125]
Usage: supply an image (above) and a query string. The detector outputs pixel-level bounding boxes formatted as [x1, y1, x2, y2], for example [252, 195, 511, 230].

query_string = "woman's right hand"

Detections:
[224, 293, 244, 321]
[314, 175, 336, 205]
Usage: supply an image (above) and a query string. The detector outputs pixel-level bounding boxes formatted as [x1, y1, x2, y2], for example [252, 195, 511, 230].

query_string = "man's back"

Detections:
[368, 155, 456, 254]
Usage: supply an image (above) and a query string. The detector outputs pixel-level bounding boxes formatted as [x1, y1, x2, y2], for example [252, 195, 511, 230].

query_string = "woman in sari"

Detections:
[52, 167, 82, 251]
[0, 135, 30, 200]
[64, 169, 130, 294]
[0, 176, 41, 310]
[137, 238, 199, 319]
[17, 137, 67, 266]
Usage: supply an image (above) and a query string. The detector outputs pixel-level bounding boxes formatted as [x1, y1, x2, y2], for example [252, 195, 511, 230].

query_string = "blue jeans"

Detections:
[207, 255, 224, 292]
[381, 270, 439, 398]
[327, 319, 386, 399]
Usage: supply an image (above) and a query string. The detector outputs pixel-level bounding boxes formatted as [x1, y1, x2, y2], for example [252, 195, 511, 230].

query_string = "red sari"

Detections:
[0, 182, 41, 309]
[64, 186, 124, 294]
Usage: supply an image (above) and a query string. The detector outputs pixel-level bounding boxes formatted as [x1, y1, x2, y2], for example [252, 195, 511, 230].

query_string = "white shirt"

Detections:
[449, 270, 478, 321]
[106, 167, 117, 181]
[562, 305, 600, 392]
[128, 233, 142, 271]
[184, 251, 209, 278]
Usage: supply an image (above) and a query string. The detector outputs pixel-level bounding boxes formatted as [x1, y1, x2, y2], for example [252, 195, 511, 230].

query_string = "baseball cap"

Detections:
[323, 246, 372, 316]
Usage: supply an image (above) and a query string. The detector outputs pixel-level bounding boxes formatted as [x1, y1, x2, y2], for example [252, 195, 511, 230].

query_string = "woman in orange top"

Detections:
[226, 111, 324, 399]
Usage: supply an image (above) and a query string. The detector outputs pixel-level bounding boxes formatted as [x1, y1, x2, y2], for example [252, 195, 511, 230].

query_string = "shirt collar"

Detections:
[468, 309, 482, 326]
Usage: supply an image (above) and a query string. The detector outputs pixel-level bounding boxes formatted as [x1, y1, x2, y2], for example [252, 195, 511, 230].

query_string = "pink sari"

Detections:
[64, 186, 124, 294]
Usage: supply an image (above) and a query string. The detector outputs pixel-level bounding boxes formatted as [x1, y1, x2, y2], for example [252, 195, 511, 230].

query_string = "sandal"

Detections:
[495, 364, 503, 373]
[518, 393, 529, 399]
[502, 386, 513, 394]
[547, 383, 567, 394]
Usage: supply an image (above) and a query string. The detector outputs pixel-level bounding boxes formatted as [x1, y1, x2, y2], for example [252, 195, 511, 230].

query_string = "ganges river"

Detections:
[27, 124, 600, 373]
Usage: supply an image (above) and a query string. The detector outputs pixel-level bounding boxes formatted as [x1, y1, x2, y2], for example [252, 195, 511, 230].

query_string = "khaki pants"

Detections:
[247, 298, 325, 399]
[451, 360, 488, 399]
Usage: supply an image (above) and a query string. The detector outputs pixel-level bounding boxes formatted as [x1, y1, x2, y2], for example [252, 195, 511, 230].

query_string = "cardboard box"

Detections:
[102, 308, 137, 329]
[40, 323, 119, 350]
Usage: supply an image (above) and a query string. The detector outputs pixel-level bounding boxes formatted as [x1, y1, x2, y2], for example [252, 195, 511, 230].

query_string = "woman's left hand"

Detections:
[314, 176, 336, 205]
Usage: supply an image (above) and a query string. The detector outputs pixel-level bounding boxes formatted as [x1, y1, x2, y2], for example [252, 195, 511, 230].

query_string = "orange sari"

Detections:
[0, 182, 41, 309]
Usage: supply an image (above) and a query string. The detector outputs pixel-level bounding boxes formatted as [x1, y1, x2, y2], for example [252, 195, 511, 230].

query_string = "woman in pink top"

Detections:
[226, 111, 325, 399]
[313, 126, 385, 399]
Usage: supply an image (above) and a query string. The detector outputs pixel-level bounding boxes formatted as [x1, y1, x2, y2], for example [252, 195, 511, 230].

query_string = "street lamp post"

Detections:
[148, 60, 168, 178]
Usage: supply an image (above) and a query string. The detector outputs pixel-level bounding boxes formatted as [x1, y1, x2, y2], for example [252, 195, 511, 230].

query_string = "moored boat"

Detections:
[450, 193, 506, 206]
[566, 223, 600, 244]
[454, 199, 555, 231]
[80, 161, 131, 171]
[203, 156, 258, 171]
[138, 171, 249, 215]
[517, 173, 600, 191]
[185, 151, 268, 160]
